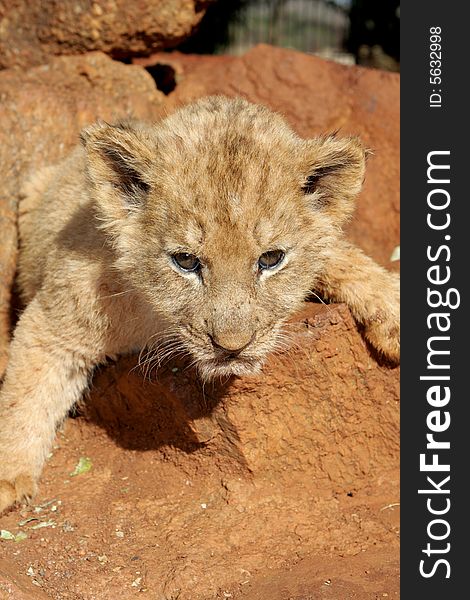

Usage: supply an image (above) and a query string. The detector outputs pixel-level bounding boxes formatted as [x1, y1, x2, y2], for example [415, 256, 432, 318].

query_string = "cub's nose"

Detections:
[209, 333, 254, 359]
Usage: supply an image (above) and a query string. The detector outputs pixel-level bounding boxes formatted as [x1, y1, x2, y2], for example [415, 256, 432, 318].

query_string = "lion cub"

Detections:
[0, 96, 399, 512]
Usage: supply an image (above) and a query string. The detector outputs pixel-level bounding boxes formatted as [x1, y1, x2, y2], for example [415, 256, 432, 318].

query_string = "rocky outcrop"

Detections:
[87, 303, 399, 492]
[0, 1, 214, 70]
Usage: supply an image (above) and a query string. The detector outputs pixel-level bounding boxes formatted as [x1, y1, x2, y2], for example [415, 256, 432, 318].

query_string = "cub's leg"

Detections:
[316, 238, 400, 362]
[0, 296, 94, 513]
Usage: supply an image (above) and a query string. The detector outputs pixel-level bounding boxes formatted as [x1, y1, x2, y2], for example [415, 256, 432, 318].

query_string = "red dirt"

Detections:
[0, 304, 399, 599]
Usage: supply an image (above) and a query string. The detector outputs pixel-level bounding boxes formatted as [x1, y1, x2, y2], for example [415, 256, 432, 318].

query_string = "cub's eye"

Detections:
[172, 252, 201, 273]
[258, 250, 285, 271]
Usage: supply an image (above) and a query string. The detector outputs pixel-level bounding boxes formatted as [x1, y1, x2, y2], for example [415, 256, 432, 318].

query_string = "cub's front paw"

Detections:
[0, 474, 37, 514]
[363, 313, 400, 364]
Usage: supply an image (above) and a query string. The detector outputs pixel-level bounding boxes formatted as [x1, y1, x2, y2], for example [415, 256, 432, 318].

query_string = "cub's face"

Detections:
[82, 97, 366, 379]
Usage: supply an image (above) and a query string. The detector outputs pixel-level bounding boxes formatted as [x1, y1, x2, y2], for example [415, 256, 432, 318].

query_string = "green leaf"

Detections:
[70, 457, 92, 477]
[30, 520, 56, 530]
[0, 530, 15, 540]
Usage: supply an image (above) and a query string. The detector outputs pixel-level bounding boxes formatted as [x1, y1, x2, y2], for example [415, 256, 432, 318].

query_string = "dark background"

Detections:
[174, 0, 400, 71]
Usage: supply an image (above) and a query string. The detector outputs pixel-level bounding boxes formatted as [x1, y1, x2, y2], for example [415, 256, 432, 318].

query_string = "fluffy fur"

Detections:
[0, 96, 399, 512]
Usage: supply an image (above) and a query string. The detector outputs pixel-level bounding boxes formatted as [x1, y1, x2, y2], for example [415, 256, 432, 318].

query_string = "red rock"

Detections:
[0, 0, 215, 70]
[87, 303, 399, 492]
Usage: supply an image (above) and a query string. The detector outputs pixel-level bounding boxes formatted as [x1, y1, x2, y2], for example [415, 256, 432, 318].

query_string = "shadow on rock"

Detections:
[78, 355, 234, 455]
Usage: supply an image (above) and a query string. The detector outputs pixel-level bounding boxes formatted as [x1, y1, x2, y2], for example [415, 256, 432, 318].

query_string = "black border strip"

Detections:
[401, 2, 468, 596]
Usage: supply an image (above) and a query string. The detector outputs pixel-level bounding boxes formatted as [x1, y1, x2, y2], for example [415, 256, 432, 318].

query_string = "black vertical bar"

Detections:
[401, 2, 469, 597]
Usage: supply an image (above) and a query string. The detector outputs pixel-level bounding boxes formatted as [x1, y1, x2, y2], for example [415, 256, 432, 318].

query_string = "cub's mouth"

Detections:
[150, 324, 281, 381]
[189, 331, 270, 380]
[195, 356, 264, 380]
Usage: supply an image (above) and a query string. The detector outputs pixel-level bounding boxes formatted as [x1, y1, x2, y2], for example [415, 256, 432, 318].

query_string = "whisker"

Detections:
[128, 327, 186, 379]
[308, 291, 332, 314]
[98, 288, 137, 300]
[139, 340, 190, 381]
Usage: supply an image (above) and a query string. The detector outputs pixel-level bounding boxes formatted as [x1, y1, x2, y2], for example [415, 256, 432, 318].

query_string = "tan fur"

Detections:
[0, 96, 399, 512]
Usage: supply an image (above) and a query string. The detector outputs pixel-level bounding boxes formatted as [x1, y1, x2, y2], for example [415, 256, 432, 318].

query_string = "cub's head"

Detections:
[81, 96, 366, 379]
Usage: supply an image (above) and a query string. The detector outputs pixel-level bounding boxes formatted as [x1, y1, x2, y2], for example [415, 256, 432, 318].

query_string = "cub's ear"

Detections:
[301, 135, 369, 226]
[80, 120, 154, 219]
